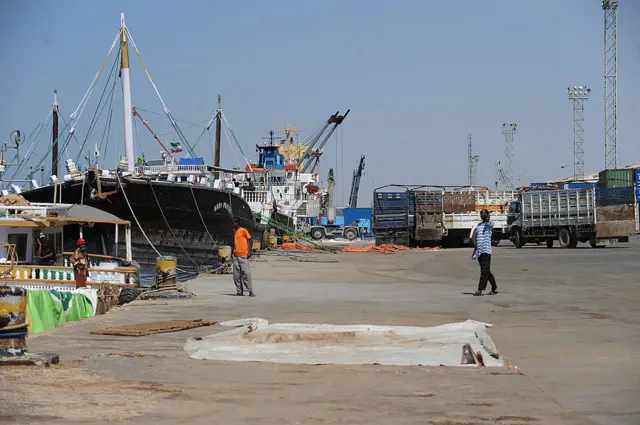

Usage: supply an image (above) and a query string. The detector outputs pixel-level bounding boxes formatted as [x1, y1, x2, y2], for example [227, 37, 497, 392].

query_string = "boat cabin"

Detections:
[0, 203, 138, 291]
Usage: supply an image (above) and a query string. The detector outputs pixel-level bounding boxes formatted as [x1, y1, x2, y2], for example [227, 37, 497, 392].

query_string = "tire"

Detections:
[558, 228, 571, 249]
[546, 239, 553, 248]
[118, 287, 141, 305]
[513, 228, 523, 249]
[343, 227, 357, 241]
[310, 228, 325, 241]
[471, 229, 478, 248]
[569, 236, 579, 248]
[491, 239, 500, 247]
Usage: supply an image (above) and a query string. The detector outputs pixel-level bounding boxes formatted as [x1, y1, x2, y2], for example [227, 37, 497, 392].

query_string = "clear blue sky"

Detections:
[1, 0, 639, 205]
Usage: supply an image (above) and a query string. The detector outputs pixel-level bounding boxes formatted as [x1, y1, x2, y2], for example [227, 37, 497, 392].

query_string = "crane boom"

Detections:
[298, 109, 350, 173]
[348, 154, 365, 208]
[132, 107, 179, 164]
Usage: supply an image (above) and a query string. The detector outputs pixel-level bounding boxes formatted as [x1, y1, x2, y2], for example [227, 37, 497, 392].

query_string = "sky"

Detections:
[1, 0, 639, 206]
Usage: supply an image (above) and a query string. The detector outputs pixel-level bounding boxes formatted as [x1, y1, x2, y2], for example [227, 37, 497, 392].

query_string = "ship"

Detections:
[5, 14, 263, 268]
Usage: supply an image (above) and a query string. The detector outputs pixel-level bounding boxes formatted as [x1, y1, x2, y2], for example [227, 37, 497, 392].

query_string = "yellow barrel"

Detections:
[252, 240, 261, 252]
[218, 246, 232, 262]
[0, 286, 29, 356]
[268, 236, 278, 248]
[155, 256, 177, 288]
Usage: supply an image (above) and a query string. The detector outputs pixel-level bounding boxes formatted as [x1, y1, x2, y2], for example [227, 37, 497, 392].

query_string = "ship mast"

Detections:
[52, 89, 59, 177]
[214, 95, 221, 169]
[120, 13, 135, 171]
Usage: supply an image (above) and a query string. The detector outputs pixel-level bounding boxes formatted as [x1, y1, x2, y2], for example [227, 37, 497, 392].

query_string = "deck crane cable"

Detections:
[126, 29, 197, 159]
[134, 107, 209, 129]
[114, 172, 161, 256]
[147, 179, 200, 267]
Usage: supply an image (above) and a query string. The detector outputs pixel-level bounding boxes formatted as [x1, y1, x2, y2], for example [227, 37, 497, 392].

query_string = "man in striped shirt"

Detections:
[472, 209, 498, 296]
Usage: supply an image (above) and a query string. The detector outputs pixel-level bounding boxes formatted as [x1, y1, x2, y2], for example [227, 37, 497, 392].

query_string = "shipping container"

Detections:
[343, 207, 372, 227]
[596, 186, 635, 206]
[599, 169, 634, 189]
[564, 182, 597, 190]
[635, 169, 640, 203]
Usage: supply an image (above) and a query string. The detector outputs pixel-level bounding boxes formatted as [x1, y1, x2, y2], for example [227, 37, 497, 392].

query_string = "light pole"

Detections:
[567, 86, 591, 180]
[502, 123, 517, 191]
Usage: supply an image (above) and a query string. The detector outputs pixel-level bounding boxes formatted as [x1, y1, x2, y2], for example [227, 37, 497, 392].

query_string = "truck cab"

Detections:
[507, 200, 521, 228]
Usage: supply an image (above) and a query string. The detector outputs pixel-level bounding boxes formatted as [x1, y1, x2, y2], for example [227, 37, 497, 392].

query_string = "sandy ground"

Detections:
[2, 240, 640, 425]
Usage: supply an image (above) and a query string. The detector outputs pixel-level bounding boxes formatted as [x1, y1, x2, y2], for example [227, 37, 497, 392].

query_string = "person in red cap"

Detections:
[70, 238, 89, 288]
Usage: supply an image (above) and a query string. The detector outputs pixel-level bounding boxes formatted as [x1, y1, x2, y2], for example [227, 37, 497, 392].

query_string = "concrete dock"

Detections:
[2, 241, 639, 425]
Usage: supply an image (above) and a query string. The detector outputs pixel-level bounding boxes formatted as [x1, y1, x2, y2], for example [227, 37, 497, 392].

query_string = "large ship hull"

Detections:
[21, 176, 264, 267]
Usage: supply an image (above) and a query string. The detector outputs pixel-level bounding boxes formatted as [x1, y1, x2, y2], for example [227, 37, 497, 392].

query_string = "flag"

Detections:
[170, 142, 183, 153]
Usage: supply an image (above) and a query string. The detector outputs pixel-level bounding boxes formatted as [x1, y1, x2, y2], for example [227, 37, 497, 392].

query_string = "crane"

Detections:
[348, 154, 365, 208]
[298, 109, 350, 173]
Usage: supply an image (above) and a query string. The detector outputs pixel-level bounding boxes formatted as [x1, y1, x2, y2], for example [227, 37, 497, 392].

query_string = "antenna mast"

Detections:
[502, 123, 517, 190]
[603, 0, 619, 169]
[467, 134, 479, 186]
[567, 86, 591, 179]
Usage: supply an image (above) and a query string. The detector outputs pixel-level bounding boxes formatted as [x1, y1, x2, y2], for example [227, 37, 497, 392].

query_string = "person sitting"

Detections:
[35, 232, 56, 266]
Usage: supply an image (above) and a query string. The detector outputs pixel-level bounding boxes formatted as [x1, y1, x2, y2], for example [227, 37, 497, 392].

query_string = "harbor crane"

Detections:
[348, 154, 365, 208]
[298, 110, 350, 173]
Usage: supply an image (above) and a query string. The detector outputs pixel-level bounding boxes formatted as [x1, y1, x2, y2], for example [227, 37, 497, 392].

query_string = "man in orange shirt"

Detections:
[232, 217, 254, 297]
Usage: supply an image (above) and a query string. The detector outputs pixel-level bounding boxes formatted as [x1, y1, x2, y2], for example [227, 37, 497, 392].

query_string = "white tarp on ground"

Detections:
[183, 318, 504, 367]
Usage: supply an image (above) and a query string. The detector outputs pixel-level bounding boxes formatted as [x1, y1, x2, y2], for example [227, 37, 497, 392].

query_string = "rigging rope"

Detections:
[70, 29, 122, 126]
[6, 108, 54, 181]
[147, 180, 199, 267]
[115, 172, 161, 256]
[126, 30, 197, 159]
[189, 185, 217, 246]
[73, 45, 121, 164]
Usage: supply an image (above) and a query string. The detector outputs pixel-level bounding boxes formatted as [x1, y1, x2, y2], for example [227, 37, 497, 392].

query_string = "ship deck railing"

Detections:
[138, 164, 209, 175]
[2, 263, 139, 289]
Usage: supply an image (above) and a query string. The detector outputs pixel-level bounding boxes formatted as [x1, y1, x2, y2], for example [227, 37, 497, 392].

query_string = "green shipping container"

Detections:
[598, 168, 634, 188]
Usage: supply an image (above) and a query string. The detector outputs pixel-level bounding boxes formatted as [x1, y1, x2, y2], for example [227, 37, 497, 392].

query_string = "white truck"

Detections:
[441, 190, 517, 247]
[507, 188, 636, 248]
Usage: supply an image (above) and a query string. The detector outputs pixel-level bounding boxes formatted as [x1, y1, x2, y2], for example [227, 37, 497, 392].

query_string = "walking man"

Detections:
[472, 209, 498, 296]
[232, 217, 254, 297]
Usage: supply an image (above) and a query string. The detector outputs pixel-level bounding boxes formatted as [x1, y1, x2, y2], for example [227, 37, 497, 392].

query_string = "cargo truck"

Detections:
[441, 190, 517, 247]
[507, 188, 636, 248]
[372, 186, 444, 246]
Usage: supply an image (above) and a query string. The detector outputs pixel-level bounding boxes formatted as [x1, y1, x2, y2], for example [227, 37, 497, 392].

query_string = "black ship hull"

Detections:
[21, 176, 264, 267]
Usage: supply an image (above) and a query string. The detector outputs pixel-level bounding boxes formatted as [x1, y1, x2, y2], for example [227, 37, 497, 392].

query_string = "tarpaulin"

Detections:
[27, 289, 96, 334]
[184, 318, 503, 367]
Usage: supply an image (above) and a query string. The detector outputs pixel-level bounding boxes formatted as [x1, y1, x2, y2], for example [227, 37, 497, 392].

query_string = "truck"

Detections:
[307, 218, 370, 241]
[441, 190, 517, 247]
[507, 188, 636, 248]
[372, 186, 444, 246]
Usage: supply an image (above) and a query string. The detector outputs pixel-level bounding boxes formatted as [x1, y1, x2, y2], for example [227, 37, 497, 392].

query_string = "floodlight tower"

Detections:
[467, 134, 479, 186]
[502, 123, 517, 190]
[603, 0, 619, 169]
[567, 86, 591, 179]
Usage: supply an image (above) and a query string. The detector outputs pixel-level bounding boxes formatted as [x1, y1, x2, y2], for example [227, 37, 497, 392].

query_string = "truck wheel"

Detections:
[343, 227, 358, 241]
[558, 228, 571, 248]
[546, 239, 553, 248]
[513, 229, 523, 248]
[491, 239, 500, 247]
[310, 228, 324, 241]
[569, 236, 579, 248]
